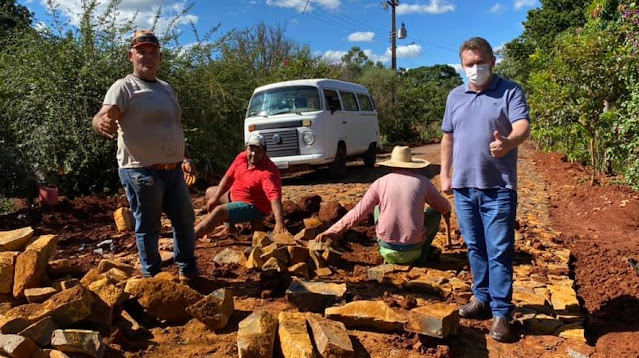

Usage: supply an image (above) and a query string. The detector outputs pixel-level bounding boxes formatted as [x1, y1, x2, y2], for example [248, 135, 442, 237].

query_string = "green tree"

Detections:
[220, 22, 301, 78]
[340, 46, 375, 81]
[398, 65, 461, 143]
[523, 0, 590, 50]
[0, 0, 31, 42]
[614, 1, 639, 188]
[0, 0, 233, 196]
[496, 0, 590, 85]
[528, 24, 625, 184]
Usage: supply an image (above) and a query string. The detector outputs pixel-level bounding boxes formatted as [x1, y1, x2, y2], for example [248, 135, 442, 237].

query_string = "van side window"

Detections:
[324, 90, 341, 111]
[340, 91, 359, 111]
[357, 93, 374, 111]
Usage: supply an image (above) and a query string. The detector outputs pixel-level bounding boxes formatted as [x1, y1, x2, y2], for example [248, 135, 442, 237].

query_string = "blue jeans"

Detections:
[453, 188, 517, 318]
[119, 166, 198, 277]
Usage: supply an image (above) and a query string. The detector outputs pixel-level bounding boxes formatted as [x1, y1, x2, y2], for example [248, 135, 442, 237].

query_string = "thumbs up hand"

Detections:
[489, 130, 512, 158]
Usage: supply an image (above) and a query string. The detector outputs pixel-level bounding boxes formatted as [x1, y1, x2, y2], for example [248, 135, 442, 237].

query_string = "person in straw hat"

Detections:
[315, 146, 451, 265]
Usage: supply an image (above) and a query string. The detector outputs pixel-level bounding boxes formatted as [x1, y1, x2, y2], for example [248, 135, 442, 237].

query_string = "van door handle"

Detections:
[342, 121, 346, 124]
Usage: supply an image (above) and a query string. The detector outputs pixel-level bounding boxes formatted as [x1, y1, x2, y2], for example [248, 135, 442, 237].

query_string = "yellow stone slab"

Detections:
[0, 227, 34, 251]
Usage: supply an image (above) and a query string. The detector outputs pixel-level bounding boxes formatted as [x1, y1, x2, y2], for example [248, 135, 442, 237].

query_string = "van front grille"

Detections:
[263, 129, 300, 158]
[256, 121, 302, 130]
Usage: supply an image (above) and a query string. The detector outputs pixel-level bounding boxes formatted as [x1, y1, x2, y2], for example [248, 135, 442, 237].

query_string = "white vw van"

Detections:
[244, 79, 380, 178]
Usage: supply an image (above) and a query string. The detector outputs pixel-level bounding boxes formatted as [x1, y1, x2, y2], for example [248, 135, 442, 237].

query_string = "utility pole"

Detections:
[391, 1, 397, 71]
[382, 0, 401, 70]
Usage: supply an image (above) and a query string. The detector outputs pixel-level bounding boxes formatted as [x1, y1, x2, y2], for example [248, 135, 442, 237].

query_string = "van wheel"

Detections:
[363, 143, 376, 168]
[328, 144, 346, 179]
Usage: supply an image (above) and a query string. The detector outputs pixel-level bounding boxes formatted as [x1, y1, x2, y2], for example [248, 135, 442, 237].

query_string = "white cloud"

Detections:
[40, 0, 198, 34]
[266, 0, 341, 13]
[396, 0, 455, 15]
[449, 63, 463, 75]
[320, 49, 389, 64]
[363, 49, 389, 63]
[347, 31, 375, 42]
[34, 21, 48, 31]
[386, 43, 422, 58]
[489, 3, 505, 14]
[514, 0, 535, 10]
[321, 50, 348, 64]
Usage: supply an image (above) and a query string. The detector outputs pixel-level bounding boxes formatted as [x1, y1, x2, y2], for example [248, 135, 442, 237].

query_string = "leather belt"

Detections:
[147, 162, 180, 170]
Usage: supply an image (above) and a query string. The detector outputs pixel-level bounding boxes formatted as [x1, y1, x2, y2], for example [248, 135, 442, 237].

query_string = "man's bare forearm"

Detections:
[440, 133, 454, 177]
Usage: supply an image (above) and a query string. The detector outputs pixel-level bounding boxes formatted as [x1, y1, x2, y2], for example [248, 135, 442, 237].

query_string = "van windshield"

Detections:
[247, 86, 321, 117]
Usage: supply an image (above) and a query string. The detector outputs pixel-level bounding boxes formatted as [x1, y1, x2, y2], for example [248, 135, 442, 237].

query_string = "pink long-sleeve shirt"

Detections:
[326, 170, 451, 245]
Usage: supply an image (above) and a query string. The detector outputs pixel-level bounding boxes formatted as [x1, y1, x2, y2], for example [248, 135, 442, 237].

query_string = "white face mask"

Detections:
[464, 63, 492, 86]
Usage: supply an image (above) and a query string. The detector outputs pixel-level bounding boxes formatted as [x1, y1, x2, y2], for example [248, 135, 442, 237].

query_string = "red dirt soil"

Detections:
[530, 150, 639, 357]
[0, 147, 638, 357]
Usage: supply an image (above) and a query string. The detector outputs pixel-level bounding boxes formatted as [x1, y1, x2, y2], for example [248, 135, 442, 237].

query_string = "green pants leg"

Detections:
[374, 206, 442, 264]
[416, 207, 442, 264]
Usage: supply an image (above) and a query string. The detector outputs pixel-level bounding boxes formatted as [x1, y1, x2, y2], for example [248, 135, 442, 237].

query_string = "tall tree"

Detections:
[528, 24, 625, 184]
[402, 64, 461, 88]
[496, 0, 590, 85]
[522, 0, 590, 50]
[340, 46, 374, 81]
[0, 0, 32, 42]
[220, 22, 300, 78]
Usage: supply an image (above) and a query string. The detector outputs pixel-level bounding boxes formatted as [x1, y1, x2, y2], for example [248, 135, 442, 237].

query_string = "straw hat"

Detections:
[378, 146, 429, 169]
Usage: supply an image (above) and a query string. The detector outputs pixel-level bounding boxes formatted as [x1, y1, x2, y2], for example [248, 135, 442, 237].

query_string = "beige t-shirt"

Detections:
[103, 74, 185, 168]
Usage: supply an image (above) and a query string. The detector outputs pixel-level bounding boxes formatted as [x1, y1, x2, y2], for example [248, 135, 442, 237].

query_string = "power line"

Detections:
[270, 0, 539, 59]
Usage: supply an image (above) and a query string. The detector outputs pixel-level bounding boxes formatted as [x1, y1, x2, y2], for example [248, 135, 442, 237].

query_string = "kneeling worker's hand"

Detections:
[274, 222, 288, 234]
[314, 231, 335, 243]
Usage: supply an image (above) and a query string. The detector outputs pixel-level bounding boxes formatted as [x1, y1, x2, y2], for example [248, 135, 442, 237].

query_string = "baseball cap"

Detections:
[131, 30, 160, 48]
[246, 133, 265, 148]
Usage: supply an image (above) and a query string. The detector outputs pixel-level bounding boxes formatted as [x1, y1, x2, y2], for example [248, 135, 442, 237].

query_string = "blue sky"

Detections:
[19, 0, 539, 74]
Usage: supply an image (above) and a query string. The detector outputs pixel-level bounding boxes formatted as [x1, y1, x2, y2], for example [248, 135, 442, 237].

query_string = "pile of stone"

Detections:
[0, 226, 237, 358]
[0, 224, 460, 358]
[0, 226, 107, 357]
[212, 216, 343, 280]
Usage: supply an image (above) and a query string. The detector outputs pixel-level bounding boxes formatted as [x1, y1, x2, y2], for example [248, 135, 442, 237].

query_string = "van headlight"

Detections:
[302, 131, 315, 145]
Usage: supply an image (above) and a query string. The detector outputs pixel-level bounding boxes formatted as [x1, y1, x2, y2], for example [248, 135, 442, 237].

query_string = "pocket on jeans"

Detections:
[128, 171, 155, 187]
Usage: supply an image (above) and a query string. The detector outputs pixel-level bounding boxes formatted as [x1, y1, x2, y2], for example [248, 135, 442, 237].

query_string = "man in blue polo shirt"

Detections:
[440, 37, 530, 342]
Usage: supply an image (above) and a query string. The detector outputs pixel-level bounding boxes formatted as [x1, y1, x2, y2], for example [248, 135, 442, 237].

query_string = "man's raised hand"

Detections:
[489, 130, 512, 158]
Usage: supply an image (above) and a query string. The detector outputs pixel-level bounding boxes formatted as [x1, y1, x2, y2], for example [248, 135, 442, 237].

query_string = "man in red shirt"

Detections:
[195, 133, 287, 238]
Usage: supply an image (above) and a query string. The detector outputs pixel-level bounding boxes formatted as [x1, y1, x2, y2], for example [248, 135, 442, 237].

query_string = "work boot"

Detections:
[489, 316, 514, 343]
[458, 299, 491, 319]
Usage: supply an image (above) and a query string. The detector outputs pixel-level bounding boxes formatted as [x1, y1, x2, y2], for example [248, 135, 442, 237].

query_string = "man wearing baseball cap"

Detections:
[92, 30, 199, 283]
[315, 146, 451, 265]
[195, 133, 288, 238]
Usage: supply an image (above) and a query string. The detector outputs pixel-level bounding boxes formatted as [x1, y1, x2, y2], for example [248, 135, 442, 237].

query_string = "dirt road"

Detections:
[0, 143, 638, 357]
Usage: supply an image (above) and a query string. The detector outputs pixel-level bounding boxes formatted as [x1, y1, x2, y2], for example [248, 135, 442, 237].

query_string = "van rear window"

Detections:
[357, 94, 374, 111]
[340, 92, 359, 111]
[247, 86, 321, 117]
